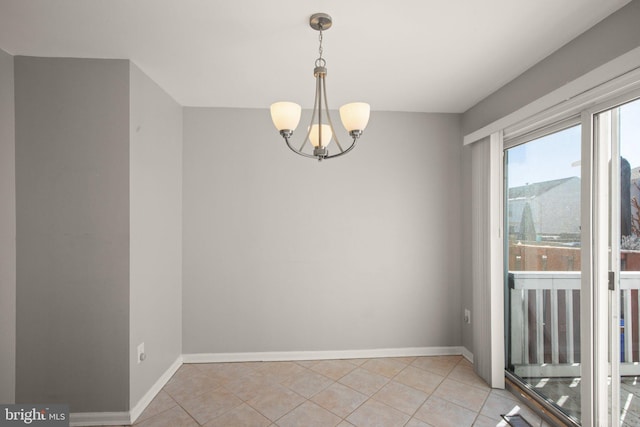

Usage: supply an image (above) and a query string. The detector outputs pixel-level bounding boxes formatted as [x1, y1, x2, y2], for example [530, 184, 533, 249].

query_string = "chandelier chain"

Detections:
[318, 29, 323, 61]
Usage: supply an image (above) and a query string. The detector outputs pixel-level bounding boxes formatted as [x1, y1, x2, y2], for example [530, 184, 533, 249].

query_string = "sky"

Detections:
[621, 100, 640, 172]
[507, 98, 640, 188]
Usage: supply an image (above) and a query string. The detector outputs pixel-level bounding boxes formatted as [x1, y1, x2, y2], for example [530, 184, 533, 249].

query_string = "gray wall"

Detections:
[0, 48, 16, 404]
[462, 0, 640, 135]
[15, 57, 130, 412]
[183, 108, 463, 354]
[129, 63, 182, 406]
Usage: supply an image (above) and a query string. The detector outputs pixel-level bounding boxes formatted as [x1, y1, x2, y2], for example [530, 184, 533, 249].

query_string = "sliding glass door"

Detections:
[505, 124, 583, 423]
[504, 94, 640, 426]
[593, 96, 640, 426]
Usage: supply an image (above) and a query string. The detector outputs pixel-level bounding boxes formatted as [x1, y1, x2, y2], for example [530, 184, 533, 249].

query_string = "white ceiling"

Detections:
[0, 0, 630, 113]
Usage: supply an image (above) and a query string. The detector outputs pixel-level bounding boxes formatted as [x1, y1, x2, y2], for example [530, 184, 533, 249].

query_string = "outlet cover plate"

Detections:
[137, 342, 145, 364]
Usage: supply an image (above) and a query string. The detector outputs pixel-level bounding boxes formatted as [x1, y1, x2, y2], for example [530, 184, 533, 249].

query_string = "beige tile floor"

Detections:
[119, 356, 552, 427]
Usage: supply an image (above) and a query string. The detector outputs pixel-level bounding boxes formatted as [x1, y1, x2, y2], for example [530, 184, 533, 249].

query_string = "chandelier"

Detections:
[270, 13, 370, 161]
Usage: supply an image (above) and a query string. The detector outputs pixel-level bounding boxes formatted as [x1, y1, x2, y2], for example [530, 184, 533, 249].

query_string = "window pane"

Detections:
[615, 97, 640, 426]
[505, 124, 582, 423]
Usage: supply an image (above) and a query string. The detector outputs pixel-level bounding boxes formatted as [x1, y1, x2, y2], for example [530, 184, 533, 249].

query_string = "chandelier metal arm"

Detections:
[282, 131, 358, 161]
[322, 136, 358, 160]
[297, 72, 323, 152]
[320, 74, 344, 153]
[316, 71, 323, 148]
[283, 134, 317, 159]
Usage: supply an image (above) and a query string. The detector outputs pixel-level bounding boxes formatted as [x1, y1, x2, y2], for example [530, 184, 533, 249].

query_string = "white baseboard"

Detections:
[129, 355, 183, 424]
[462, 347, 474, 363]
[69, 355, 183, 427]
[182, 346, 467, 364]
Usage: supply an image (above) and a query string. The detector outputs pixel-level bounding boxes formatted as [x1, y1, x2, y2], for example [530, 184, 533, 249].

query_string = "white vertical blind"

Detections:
[471, 134, 505, 388]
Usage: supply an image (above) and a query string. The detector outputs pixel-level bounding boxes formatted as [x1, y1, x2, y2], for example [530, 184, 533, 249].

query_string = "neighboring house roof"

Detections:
[508, 176, 580, 199]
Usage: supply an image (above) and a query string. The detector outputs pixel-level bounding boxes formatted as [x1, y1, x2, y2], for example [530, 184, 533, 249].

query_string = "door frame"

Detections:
[585, 88, 640, 426]
[500, 84, 640, 426]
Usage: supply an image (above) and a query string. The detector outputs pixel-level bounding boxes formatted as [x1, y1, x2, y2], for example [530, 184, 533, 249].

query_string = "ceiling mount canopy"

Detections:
[309, 12, 332, 31]
[270, 13, 370, 162]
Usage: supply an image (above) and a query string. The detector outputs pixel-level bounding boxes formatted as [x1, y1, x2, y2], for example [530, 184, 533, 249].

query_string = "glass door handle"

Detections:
[609, 271, 616, 291]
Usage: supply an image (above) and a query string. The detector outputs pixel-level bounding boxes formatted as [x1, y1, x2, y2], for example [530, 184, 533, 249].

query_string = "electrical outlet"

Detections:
[464, 309, 471, 324]
[137, 342, 146, 364]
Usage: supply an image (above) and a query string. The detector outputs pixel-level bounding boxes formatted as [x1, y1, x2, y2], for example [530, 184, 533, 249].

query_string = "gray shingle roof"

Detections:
[508, 176, 579, 199]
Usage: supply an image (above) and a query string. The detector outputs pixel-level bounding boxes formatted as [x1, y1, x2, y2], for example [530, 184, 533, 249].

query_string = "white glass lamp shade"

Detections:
[309, 124, 332, 147]
[339, 102, 370, 132]
[270, 102, 302, 131]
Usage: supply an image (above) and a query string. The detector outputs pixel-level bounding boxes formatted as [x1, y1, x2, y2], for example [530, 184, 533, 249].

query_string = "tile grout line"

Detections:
[249, 362, 345, 426]
[330, 355, 460, 426]
[470, 380, 493, 427]
[131, 391, 178, 425]
[387, 357, 435, 425]
[333, 362, 394, 424]
[401, 356, 462, 426]
[307, 361, 380, 425]
[335, 356, 438, 425]
[296, 358, 404, 425]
